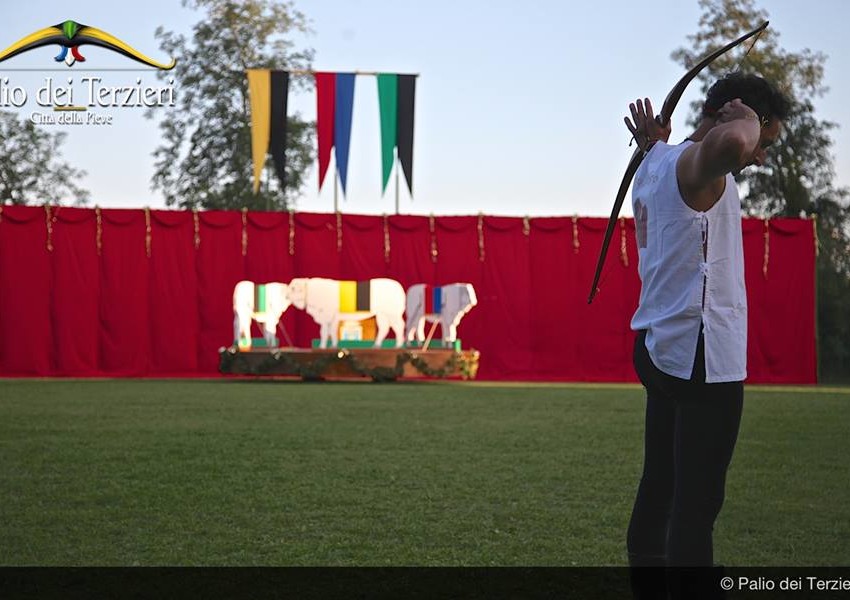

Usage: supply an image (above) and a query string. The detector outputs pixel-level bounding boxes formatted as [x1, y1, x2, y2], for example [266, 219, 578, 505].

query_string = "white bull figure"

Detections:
[405, 283, 478, 345]
[287, 277, 406, 348]
[232, 280, 291, 350]
[289, 277, 404, 347]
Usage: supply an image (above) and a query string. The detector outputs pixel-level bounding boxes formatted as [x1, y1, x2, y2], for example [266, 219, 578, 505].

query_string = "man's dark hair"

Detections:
[702, 73, 791, 124]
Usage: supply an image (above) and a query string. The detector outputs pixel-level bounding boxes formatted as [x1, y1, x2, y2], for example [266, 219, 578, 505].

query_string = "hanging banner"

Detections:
[247, 69, 289, 194]
[315, 71, 336, 190]
[269, 70, 290, 191]
[377, 73, 398, 193]
[397, 74, 416, 196]
[334, 73, 356, 195]
[246, 69, 270, 194]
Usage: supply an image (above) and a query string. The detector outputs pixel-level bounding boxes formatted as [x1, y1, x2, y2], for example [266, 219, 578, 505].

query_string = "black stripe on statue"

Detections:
[356, 281, 371, 312]
[269, 71, 290, 192]
[397, 75, 416, 196]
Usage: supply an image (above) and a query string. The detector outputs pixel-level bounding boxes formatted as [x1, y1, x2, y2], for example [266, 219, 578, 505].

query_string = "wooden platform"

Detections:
[219, 346, 480, 381]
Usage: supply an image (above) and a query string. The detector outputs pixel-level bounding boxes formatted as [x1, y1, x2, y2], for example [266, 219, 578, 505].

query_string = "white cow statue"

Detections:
[232, 280, 291, 350]
[287, 277, 406, 348]
[405, 283, 478, 345]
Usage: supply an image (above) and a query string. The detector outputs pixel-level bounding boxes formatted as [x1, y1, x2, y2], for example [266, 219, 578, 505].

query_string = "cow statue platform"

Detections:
[220, 278, 480, 381]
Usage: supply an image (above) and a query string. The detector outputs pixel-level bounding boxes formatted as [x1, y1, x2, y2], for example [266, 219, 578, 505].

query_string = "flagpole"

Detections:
[334, 166, 339, 213]
[395, 148, 400, 215]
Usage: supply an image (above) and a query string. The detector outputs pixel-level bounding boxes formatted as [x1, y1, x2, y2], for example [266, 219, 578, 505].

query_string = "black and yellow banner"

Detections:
[247, 69, 290, 194]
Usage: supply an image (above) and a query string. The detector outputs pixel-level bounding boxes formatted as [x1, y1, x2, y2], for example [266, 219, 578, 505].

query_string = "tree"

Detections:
[673, 0, 850, 380]
[0, 111, 90, 206]
[149, 0, 315, 211]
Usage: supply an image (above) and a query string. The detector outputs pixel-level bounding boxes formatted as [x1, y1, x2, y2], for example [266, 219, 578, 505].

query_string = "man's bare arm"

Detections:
[677, 99, 762, 211]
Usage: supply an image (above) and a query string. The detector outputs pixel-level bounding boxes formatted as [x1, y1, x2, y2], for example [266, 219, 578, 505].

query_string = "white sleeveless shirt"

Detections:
[631, 141, 748, 383]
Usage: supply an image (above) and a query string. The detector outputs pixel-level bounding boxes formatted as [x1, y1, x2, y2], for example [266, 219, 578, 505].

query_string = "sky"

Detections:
[1, 0, 848, 218]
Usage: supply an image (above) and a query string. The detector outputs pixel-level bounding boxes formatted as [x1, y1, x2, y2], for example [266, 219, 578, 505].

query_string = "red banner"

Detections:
[314, 72, 336, 190]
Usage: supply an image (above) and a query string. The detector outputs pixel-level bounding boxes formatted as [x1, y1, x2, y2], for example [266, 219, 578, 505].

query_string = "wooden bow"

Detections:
[587, 21, 769, 304]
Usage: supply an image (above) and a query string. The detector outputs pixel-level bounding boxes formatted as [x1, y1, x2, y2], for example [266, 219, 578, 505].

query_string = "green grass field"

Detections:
[1, 380, 848, 566]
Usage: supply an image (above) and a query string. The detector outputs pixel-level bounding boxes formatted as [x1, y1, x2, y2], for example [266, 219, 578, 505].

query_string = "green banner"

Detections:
[377, 73, 398, 193]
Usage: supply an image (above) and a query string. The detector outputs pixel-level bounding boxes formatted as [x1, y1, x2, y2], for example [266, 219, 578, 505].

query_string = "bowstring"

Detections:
[733, 23, 766, 74]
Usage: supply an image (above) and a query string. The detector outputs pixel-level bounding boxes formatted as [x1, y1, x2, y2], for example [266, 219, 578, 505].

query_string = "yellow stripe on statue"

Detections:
[339, 280, 356, 312]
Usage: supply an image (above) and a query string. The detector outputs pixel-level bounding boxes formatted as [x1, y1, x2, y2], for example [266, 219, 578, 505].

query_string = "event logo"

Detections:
[0, 21, 177, 125]
[0, 20, 176, 69]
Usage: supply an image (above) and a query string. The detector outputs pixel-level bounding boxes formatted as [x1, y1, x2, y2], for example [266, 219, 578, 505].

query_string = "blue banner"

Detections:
[334, 73, 356, 195]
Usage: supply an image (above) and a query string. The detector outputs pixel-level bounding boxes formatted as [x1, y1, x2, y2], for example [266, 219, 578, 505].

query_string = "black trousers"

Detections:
[627, 329, 744, 568]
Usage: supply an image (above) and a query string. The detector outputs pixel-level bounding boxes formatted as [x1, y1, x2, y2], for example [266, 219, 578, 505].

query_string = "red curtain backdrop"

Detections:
[0, 206, 817, 383]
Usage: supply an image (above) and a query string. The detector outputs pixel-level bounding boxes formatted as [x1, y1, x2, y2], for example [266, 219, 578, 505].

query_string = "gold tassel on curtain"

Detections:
[763, 218, 770, 278]
[477, 213, 485, 262]
[336, 211, 343, 252]
[95, 206, 102, 256]
[44, 205, 56, 252]
[523, 216, 530, 237]
[193, 208, 200, 250]
[383, 214, 391, 263]
[429, 214, 438, 263]
[144, 207, 152, 258]
[241, 207, 248, 256]
[288, 210, 295, 256]
[619, 217, 628, 267]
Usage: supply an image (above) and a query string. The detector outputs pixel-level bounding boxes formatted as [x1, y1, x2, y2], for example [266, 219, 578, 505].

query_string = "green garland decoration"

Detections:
[219, 347, 479, 382]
